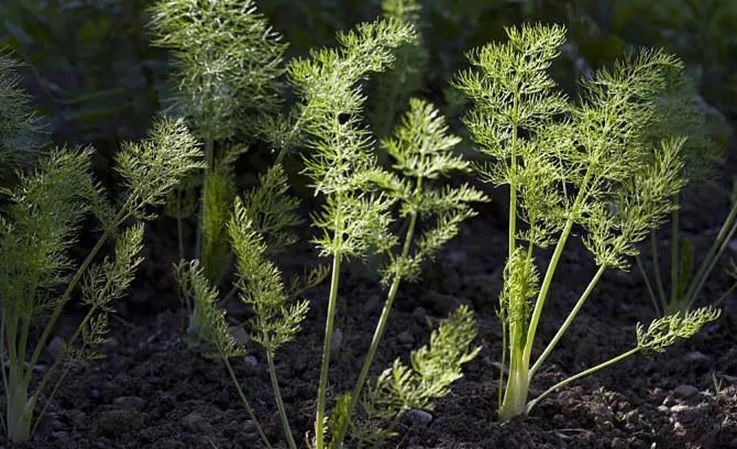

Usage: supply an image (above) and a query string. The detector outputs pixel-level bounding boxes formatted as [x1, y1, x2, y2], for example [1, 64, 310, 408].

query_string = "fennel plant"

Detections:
[149, 0, 287, 320]
[0, 117, 202, 442]
[287, 18, 485, 448]
[456, 23, 720, 421]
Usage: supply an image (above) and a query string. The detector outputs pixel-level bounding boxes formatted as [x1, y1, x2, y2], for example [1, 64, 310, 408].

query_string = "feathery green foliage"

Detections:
[115, 118, 203, 217]
[526, 306, 720, 412]
[324, 98, 486, 449]
[173, 164, 310, 449]
[229, 196, 309, 354]
[456, 23, 713, 421]
[169, 259, 273, 448]
[172, 260, 244, 358]
[378, 98, 487, 282]
[286, 18, 486, 447]
[177, 163, 303, 338]
[0, 51, 44, 169]
[229, 195, 307, 449]
[239, 164, 302, 254]
[149, 0, 286, 141]
[287, 19, 419, 449]
[201, 164, 236, 284]
[636, 307, 721, 354]
[350, 306, 480, 448]
[155, 9, 481, 447]
[150, 0, 290, 318]
[0, 116, 201, 442]
[76, 223, 145, 361]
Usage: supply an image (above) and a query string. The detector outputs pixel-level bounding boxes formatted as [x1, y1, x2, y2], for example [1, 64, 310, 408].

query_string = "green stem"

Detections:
[636, 256, 662, 316]
[196, 138, 214, 259]
[526, 347, 640, 414]
[530, 264, 607, 377]
[524, 166, 594, 364]
[714, 281, 737, 307]
[670, 200, 680, 305]
[508, 90, 519, 263]
[1, 313, 9, 399]
[28, 303, 101, 434]
[498, 342, 529, 422]
[30, 361, 72, 437]
[177, 189, 185, 261]
[498, 318, 507, 409]
[685, 217, 737, 311]
[266, 350, 297, 449]
[683, 199, 737, 310]
[223, 358, 273, 449]
[6, 366, 33, 443]
[347, 211, 418, 415]
[24, 227, 113, 386]
[315, 249, 342, 449]
[348, 275, 400, 408]
[650, 231, 667, 308]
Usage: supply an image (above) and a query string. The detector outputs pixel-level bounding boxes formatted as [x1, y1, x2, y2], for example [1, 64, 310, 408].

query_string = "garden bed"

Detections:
[8, 179, 737, 449]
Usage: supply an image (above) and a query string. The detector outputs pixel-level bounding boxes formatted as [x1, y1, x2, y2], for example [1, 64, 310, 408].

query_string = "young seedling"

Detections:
[0, 117, 202, 442]
[456, 23, 720, 421]
[149, 0, 287, 314]
[175, 160, 310, 449]
[636, 72, 732, 315]
[285, 19, 417, 448]
[286, 16, 485, 447]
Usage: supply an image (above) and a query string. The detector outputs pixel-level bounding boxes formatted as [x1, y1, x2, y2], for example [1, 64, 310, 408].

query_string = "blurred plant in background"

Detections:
[0, 0, 165, 149]
[3, 0, 735, 153]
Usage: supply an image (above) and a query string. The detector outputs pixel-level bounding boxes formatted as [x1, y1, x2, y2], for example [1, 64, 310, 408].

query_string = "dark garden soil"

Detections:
[6, 164, 737, 449]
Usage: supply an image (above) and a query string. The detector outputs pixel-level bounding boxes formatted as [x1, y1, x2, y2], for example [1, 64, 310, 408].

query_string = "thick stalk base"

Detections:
[7, 380, 34, 443]
[498, 367, 529, 422]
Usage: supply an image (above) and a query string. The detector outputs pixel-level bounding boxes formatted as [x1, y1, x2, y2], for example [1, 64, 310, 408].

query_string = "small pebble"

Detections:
[684, 351, 709, 362]
[51, 431, 70, 440]
[243, 355, 259, 368]
[670, 404, 689, 413]
[113, 396, 145, 410]
[182, 412, 212, 433]
[673, 384, 699, 399]
[397, 330, 415, 345]
[407, 409, 433, 424]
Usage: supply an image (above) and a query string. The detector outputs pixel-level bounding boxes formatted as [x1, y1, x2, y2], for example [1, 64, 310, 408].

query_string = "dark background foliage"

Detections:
[2, 0, 736, 153]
